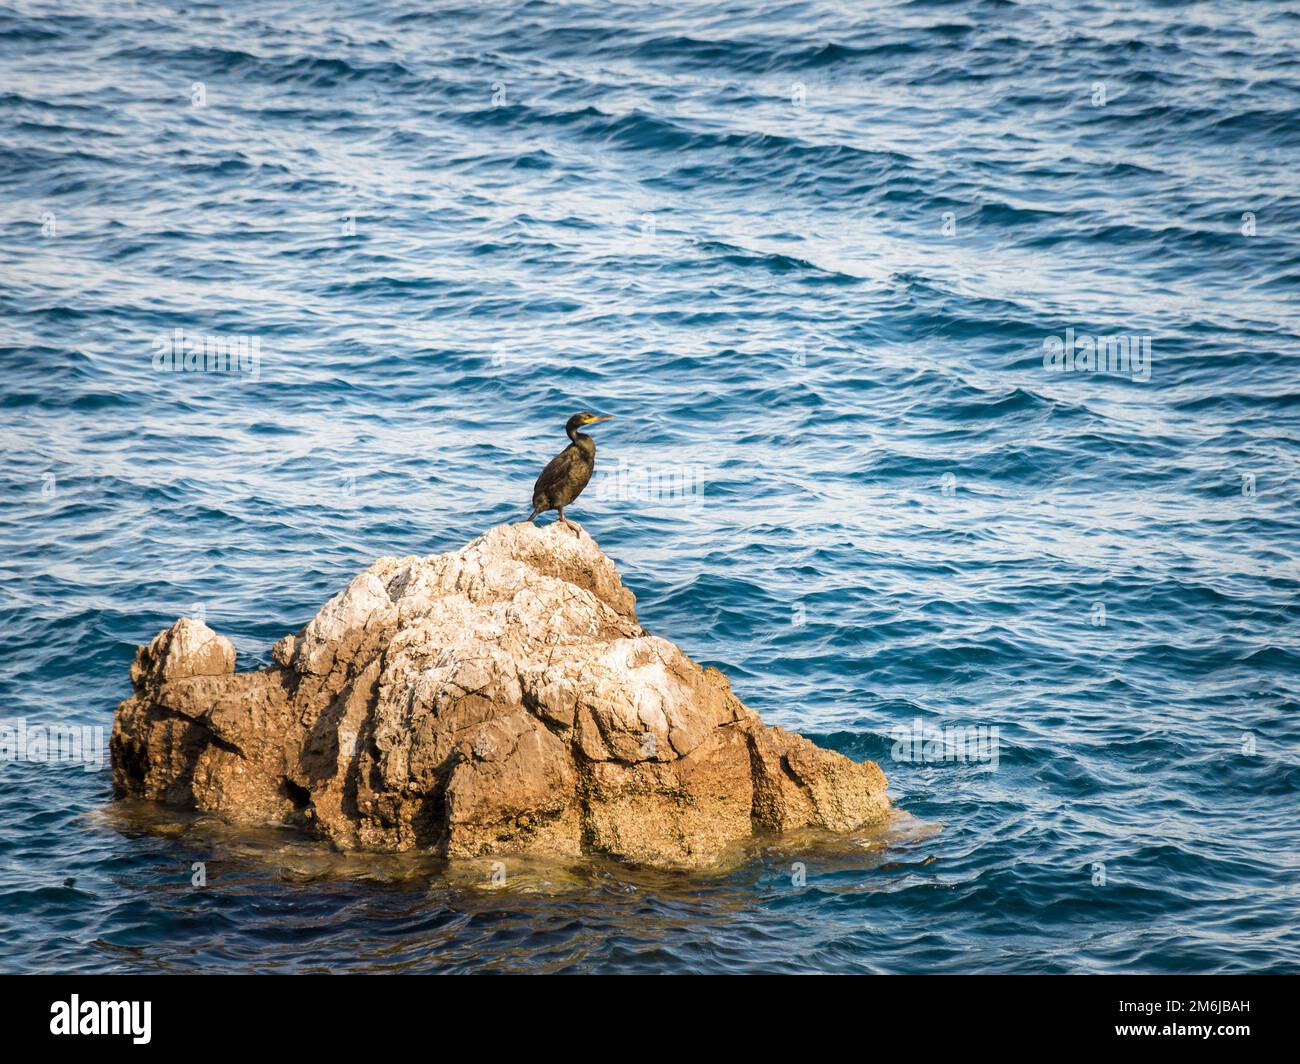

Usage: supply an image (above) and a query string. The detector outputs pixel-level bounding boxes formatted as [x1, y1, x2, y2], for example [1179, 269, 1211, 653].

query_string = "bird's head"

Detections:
[566, 411, 613, 434]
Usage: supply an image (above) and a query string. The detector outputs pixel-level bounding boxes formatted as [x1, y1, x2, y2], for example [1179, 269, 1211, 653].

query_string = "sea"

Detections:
[2, 0, 1298, 973]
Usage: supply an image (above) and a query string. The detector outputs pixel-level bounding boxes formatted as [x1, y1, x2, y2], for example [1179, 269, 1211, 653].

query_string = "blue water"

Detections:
[3, 0, 1299, 974]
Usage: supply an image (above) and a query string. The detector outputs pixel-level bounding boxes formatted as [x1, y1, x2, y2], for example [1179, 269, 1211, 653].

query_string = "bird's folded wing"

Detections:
[533, 445, 581, 504]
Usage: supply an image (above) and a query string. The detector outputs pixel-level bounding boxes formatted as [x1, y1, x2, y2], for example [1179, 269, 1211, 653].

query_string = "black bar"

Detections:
[0, 974, 1279, 1050]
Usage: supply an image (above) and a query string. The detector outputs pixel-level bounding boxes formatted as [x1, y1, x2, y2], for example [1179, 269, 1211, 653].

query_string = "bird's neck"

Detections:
[567, 429, 596, 456]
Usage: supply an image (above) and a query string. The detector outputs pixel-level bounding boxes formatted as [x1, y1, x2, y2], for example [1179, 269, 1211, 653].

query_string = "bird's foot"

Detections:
[558, 517, 581, 535]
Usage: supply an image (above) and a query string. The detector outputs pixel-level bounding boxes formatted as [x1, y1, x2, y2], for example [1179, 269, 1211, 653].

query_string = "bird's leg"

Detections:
[556, 507, 580, 534]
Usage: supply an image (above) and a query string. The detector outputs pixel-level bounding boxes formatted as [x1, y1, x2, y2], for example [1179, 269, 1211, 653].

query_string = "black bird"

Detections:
[526, 411, 613, 530]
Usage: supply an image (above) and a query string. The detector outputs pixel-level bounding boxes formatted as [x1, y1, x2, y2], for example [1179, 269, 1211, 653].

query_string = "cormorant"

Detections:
[525, 411, 612, 530]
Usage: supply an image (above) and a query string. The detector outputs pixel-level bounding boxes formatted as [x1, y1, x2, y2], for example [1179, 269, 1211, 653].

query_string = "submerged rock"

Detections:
[111, 523, 890, 869]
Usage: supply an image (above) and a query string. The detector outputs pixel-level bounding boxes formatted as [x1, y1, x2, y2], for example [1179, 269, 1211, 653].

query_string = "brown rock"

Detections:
[110, 523, 890, 869]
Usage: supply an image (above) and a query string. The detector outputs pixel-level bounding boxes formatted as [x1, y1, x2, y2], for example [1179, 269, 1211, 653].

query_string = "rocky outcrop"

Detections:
[111, 523, 889, 869]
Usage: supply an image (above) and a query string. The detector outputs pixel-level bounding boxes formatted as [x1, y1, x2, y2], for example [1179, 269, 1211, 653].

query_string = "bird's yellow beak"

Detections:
[583, 414, 613, 424]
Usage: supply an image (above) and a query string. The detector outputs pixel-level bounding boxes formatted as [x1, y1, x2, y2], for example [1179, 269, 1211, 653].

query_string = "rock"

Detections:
[129, 616, 236, 686]
[111, 523, 890, 869]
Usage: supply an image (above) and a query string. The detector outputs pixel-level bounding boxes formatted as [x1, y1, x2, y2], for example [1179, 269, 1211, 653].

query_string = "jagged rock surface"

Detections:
[111, 523, 890, 869]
